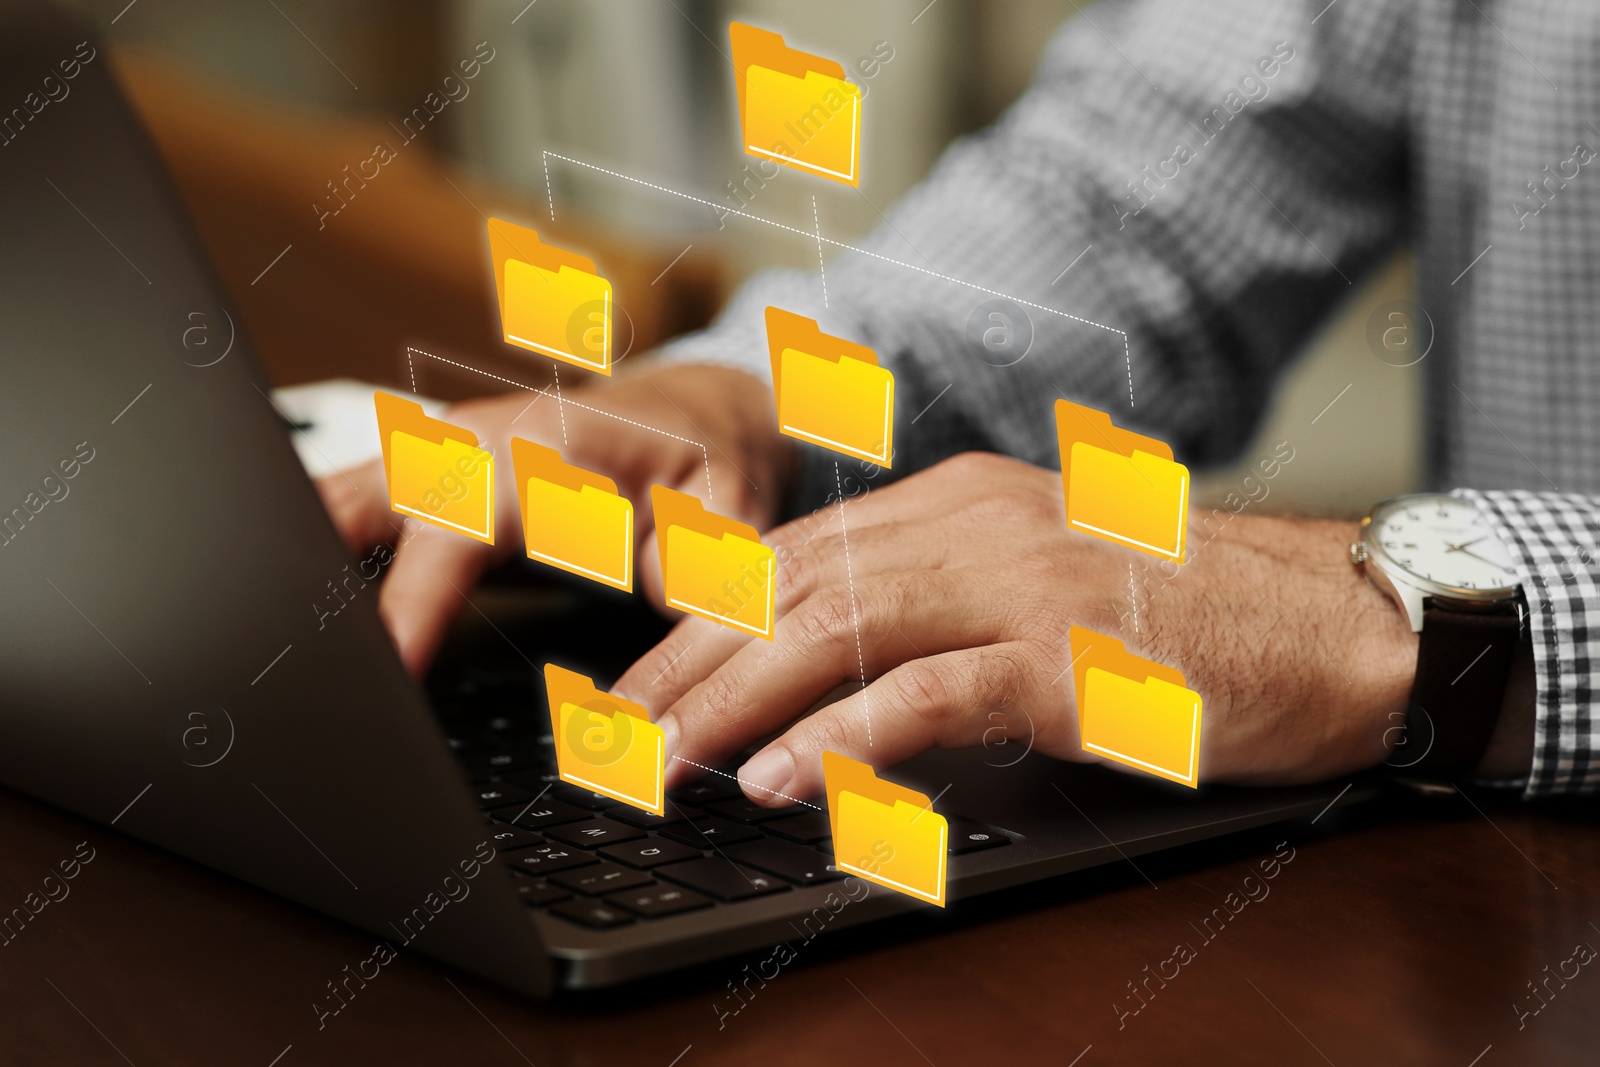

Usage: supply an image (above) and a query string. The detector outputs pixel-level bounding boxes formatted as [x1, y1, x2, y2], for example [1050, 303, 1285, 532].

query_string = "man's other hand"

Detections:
[317, 363, 794, 676]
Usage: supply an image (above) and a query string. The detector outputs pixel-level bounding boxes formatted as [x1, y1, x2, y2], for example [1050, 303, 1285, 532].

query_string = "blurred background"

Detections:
[73, 0, 1420, 514]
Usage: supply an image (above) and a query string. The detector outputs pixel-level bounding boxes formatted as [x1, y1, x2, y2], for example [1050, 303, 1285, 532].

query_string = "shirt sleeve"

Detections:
[1457, 489, 1600, 798]
[656, 0, 1412, 515]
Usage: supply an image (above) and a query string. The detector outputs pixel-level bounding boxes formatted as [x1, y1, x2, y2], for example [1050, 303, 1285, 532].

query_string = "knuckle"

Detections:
[793, 584, 859, 649]
[634, 641, 689, 691]
[889, 659, 953, 717]
[935, 451, 1003, 481]
[969, 646, 1029, 709]
[691, 668, 748, 720]
[796, 711, 856, 760]
[774, 539, 822, 608]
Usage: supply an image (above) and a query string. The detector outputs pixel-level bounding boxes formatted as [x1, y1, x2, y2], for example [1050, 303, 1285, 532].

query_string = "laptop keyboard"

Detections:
[437, 674, 1012, 930]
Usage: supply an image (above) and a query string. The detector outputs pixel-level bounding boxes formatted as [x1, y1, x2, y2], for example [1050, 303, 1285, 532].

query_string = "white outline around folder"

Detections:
[746, 95, 860, 183]
[1080, 668, 1201, 786]
[779, 374, 891, 465]
[504, 279, 611, 371]
[561, 731, 664, 812]
[1066, 462, 1188, 560]
[525, 505, 632, 588]
[664, 554, 776, 638]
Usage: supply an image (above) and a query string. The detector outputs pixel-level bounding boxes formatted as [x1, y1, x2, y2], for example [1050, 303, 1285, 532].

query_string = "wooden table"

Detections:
[3, 771, 1595, 1066]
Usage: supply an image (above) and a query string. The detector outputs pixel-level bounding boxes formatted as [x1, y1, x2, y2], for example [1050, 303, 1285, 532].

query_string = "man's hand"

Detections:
[613, 452, 1420, 804]
[318, 363, 794, 676]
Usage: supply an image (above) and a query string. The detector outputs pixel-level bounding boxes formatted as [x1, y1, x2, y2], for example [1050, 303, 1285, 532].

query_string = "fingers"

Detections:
[736, 641, 1052, 805]
[619, 520, 957, 727]
[377, 521, 498, 677]
[651, 568, 1010, 789]
[316, 459, 397, 554]
[634, 468, 756, 616]
[613, 614, 757, 721]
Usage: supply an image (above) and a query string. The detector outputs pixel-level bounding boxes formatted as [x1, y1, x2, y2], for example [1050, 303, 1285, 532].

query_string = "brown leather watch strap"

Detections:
[1388, 604, 1522, 777]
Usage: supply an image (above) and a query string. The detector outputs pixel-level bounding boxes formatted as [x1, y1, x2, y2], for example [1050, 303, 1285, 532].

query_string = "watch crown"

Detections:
[1350, 542, 1368, 565]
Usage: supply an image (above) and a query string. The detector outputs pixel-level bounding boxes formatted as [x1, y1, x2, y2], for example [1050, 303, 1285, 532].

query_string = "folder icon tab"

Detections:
[765, 307, 893, 467]
[375, 391, 494, 544]
[651, 485, 776, 640]
[546, 664, 664, 815]
[512, 438, 633, 591]
[730, 21, 861, 186]
[1069, 625, 1201, 787]
[1055, 400, 1189, 563]
[488, 217, 613, 375]
[824, 751, 947, 906]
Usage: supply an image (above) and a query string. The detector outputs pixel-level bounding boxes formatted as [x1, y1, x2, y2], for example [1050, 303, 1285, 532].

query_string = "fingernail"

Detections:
[738, 747, 794, 804]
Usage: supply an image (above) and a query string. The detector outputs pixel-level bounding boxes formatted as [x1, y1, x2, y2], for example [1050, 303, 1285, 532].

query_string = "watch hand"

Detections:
[1453, 546, 1508, 570]
[1444, 537, 1488, 553]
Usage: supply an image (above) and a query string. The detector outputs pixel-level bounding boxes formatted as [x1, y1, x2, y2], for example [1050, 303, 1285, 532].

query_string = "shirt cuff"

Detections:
[1456, 488, 1600, 798]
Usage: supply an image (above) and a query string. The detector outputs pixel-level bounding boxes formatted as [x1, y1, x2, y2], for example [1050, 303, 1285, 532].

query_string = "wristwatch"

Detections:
[1350, 493, 1526, 778]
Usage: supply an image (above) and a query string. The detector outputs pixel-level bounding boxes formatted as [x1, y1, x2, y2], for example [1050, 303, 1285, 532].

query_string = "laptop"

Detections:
[0, 4, 1370, 997]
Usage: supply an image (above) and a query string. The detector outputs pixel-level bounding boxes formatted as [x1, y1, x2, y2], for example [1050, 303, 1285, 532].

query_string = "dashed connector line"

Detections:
[542, 151, 555, 221]
[669, 754, 823, 810]
[834, 462, 872, 747]
[812, 195, 829, 309]
[542, 150, 1135, 400]
[551, 362, 568, 445]
[403, 346, 713, 500]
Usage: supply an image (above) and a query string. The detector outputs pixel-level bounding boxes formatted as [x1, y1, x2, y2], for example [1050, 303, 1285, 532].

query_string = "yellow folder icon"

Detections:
[375, 391, 494, 544]
[1069, 625, 1202, 787]
[546, 663, 664, 815]
[1055, 399, 1189, 563]
[651, 485, 776, 640]
[512, 438, 632, 591]
[488, 217, 612, 375]
[730, 21, 861, 186]
[765, 306, 893, 467]
[824, 751, 947, 906]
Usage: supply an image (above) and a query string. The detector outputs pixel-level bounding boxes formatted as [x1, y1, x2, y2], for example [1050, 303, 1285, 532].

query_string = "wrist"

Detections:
[1341, 520, 1421, 767]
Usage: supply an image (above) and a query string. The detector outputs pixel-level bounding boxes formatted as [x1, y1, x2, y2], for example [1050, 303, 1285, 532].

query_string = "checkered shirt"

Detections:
[659, 0, 1600, 795]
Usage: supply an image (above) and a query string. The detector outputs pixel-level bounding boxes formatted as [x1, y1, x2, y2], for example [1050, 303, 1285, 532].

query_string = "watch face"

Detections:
[1367, 494, 1518, 595]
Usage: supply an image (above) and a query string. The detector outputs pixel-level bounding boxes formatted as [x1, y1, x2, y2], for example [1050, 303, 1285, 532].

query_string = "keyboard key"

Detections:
[658, 816, 763, 848]
[551, 784, 617, 811]
[484, 713, 543, 747]
[657, 858, 790, 901]
[471, 783, 539, 810]
[486, 824, 542, 851]
[491, 798, 590, 831]
[545, 817, 646, 849]
[726, 839, 844, 886]
[764, 810, 833, 844]
[549, 900, 634, 929]
[598, 836, 702, 869]
[609, 804, 695, 829]
[668, 778, 741, 805]
[551, 861, 656, 895]
[504, 844, 597, 875]
[462, 750, 541, 780]
[509, 876, 571, 907]
[504, 769, 561, 791]
[947, 817, 1011, 855]
[704, 797, 800, 824]
[607, 885, 713, 919]
[443, 730, 493, 755]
